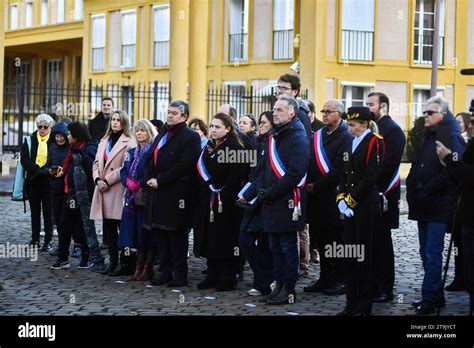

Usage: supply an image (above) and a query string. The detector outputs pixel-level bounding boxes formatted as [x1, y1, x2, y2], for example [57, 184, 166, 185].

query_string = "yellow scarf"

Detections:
[36, 131, 50, 167]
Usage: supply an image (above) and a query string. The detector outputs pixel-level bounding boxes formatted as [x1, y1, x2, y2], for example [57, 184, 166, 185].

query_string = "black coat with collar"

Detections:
[193, 136, 248, 258]
[20, 130, 56, 185]
[143, 122, 201, 231]
[257, 117, 310, 233]
[376, 115, 406, 229]
[338, 131, 385, 207]
[307, 121, 352, 227]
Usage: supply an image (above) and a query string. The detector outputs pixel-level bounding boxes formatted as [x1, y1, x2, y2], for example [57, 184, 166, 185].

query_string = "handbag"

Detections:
[12, 136, 32, 202]
[134, 187, 149, 207]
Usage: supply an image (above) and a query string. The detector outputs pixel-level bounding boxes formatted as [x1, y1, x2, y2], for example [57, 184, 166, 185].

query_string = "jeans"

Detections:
[268, 231, 298, 288]
[418, 221, 447, 302]
[240, 231, 274, 294]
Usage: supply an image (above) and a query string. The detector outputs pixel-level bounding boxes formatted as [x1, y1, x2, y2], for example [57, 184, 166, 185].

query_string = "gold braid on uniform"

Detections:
[344, 194, 358, 208]
[336, 193, 346, 203]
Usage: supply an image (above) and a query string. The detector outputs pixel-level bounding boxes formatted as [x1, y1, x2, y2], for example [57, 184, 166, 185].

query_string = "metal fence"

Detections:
[207, 85, 308, 121]
[2, 79, 171, 152]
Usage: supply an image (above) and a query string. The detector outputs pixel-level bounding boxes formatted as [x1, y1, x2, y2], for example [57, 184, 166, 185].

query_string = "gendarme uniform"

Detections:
[336, 106, 385, 315]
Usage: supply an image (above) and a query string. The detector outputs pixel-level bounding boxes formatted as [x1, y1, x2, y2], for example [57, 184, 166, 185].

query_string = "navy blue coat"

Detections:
[376, 115, 406, 229]
[297, 107, 312, 140]
[257, 117, 309, 232]
[407, 112, 465, 224]
[120, 146, 150, 188]
[65, 142, 98, 202]
[239, 135, 268, 233]
[143, 122, 201, 231]
[307, 121, 352, 229]
[44, 143, 70, 194]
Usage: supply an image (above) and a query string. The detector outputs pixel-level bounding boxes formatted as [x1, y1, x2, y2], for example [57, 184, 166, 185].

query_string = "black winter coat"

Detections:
[20, 130, 56, 185]
[143, 122, 201, 231]
[193, 136, 247, 258]
[44, 143, 71, 194]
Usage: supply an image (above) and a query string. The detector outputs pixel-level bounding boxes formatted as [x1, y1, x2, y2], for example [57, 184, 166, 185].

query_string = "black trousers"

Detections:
[374, 210, 395, 294]
[341, 202, 379, 313]
[451, 221, 464, 285]
[27, 184, 53, 243]
[207, 258, 239, 286]
[314, 221, 345, 285]
[57, 201, 89, 261]
[157, 229, 189, 280]
[103, 219, 120, 265]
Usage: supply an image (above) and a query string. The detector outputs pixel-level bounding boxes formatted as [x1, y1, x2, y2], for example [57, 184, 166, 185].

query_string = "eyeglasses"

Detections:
[37, 125, 49, 130]
[422, 110, 439, 116]
[276, 85, 292, 92]
[320, 110, 338, 115]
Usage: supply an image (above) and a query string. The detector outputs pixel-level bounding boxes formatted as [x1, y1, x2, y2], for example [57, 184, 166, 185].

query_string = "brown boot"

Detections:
[131, 262, 145, 281]
[137, 262, 154, 281]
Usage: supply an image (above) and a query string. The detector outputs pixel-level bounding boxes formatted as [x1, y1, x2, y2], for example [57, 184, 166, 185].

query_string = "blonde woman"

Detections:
[118, 120, 157, 280]
[91, 110, 134, 275]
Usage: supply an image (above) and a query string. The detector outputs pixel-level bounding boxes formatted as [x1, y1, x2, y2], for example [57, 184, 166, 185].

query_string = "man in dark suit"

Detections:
[88, 97, 114, 143]
[366, 92, 406, 303]
[144, 100, 201, 287]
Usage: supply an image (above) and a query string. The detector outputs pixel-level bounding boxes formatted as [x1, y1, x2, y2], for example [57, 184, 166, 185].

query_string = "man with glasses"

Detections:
[304, 100, 352, 296]
[276, 74, 312, 140]
[366, 92, 406, 304]
[406, 96, 465, 314]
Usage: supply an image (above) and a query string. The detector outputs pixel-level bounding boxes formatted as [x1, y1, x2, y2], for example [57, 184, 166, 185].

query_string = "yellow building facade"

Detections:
[2, 0, 474, 142]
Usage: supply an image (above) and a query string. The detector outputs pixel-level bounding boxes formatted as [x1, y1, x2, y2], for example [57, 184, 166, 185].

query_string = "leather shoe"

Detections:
[445, 280, 465, 292]
[415, 300, 436, 315]
[167, 279, 188, 288]
[412, 296, 445, 308]
[100, 263, 117, 275]
[267, 286, 295, 305]
[323, 283, 345, 296]
[337, 306, 353, 316]
[196, 278, 216, 290]
[373, 292, 394, 303]
[303, 279, 330, 293]
[150, 272, 172, 286]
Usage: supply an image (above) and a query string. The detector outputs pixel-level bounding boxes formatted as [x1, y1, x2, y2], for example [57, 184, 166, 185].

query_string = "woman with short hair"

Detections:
[21, 114, 56, 251]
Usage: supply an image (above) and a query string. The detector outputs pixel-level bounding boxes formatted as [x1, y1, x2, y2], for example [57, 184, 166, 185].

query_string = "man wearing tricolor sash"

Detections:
[367, 92, 406, 304]
[304, 100, 352, 296]
[256, 95, 309, 305]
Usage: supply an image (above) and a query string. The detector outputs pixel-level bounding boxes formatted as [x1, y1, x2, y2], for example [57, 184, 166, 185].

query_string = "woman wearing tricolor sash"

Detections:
[194, 113, 248, 292]
[336, 106, 385, 316]
[91, 110, 133, 275]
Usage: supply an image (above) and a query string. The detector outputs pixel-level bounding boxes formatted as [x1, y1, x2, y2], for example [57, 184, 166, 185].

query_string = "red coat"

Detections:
[90, 133, 134, 220]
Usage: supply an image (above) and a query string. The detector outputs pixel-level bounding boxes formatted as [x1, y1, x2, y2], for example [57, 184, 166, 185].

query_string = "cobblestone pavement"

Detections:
[0, 194, 470, 316]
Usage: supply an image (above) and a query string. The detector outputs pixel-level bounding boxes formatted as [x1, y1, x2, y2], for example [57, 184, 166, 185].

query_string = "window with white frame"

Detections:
[273, 0, 294, 60]
[153, 5, 170, 67]
[10, 4, 18, 30]
[26, 1, 34, 28]
[414, 0, 445, 65]
[121, 10, 136, 69]
[412, 87, 444, 120]
[341, 84, 374, 108]
[229, 0, 249, 62]
[341, 0, 374, 61]
[57, 0, 65, 23]
[41, 0, 49, 25]
[74, 0, 84, 20]
[91, 14, 106, 71]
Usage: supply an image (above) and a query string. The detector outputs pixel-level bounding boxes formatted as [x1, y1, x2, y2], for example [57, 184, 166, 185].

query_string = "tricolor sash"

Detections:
[197, 148, 225, 222]
[379, 165, 401, 212]
[268, 135, 306, 221]
[237, 182, 257, 205]
[153, 132, 169, 166]
[313, 129, 331, 176]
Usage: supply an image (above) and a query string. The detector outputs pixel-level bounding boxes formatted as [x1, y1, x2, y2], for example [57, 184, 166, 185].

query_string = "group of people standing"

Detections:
[19, 73, 474, 316]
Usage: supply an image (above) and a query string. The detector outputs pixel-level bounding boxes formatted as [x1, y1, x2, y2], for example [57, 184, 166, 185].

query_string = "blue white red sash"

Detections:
[382, 166, 400, 196]
[313, 129, 331, 176]
[268, 135, 306, 221]
[153, 132, 169, 165]
[104, 137, 113, 161]
[197, 148, 225, 222]
[238, 181, 257, 205]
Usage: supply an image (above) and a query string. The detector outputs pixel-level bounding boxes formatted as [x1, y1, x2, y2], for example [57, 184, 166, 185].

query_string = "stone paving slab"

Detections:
[0, 195, 470, 316]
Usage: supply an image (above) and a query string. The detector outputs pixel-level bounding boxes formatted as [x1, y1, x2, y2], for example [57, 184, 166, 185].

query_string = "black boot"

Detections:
[109, 251, 126, 276]
[124, 253, 137, 276]
[260, 281, 283, 303]
[102, 244, 119, 275]
[267, 284, 295, 305]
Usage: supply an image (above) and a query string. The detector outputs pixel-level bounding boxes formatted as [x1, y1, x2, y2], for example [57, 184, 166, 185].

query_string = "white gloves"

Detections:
[338, 200, 348, 214]
[338, 199, 354, 218]
[343, 208, 354, 218]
